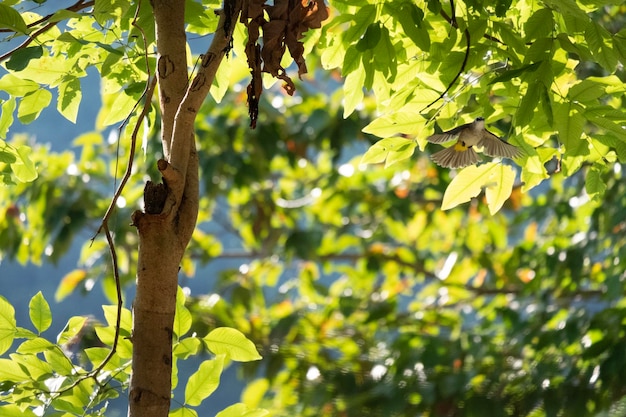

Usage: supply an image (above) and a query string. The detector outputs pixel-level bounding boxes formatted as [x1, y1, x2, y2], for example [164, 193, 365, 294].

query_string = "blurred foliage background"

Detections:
[2, 0, 626, 416]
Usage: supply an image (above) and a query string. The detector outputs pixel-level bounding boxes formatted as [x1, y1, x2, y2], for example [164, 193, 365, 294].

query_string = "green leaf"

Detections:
[100, 91, 138, 126]
[0, 73, 40, 97]
[360, 137, 416, 167]
[17, 89, 52, 124]
[363, 112, 426, 137]
[344, 5, 376, 43]
[524, 8, 554, 41]
[489, 62, 541, 85]
[585, 20, 617, 71]
[216, 403, 270, 417]
[0, 358, 30, 382]
[174, 287, 192, 338]
[568, 79, 605, 102]
[5, 46, 43, 72]
[515, 81, 540, 127]
[484, 164, 516, 215]
[102, 305, 132, 332]
[442, 162, 514, 212]
[174, 337, 203, 359]
[0, 296, 17, 355]
[57, 316, 88, 345]
[0, 4, 29, 34]
[373, 25, 397, 80]
[170, 408, 199, 417]
[554, 102, 586, 156]
[11, 145, 38, 182]
[585, 165, 606, 201]
[43, 348, 73, 374]
[58, 77, 82, 123]
[29, 291, 52, 333]
[342, 64, 365, 117]
[17, 337, 56, 354]
[204, 327, 262, 361]
[0, 97, 16, 138]
[184, 355, 225, 406]
[0, 405, 37, 417]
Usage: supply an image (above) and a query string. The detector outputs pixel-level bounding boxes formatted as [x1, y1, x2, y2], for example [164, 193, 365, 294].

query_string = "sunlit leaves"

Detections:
[0, 296, 17, 355]
[204, 327, 262, 361]
[17, 89, 52, 124]
[28, 291, 52, 333]
[184, 355, 225, 406]
[215, 403, 270, 417]
[360, 137, 416, 168]
[58, 77, 82, 123]
[0, 140, 38, 183]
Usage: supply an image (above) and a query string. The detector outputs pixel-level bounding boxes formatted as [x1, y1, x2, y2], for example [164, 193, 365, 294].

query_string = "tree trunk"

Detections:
[128, 1, 242, 416]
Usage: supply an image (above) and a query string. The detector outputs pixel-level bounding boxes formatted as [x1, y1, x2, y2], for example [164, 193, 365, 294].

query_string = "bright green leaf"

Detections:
[0, 358, 29, 382]
[0, 97, 16, 138]
[17, 337, 56, 354]
[363, 112, 425, 137]
[58, 77, 82, 123]
[174, 337, 203, 359]
[17, 89, 52, 124]
[0, 73, 40, 97]
[343, 64, 365, 118]
[554, 102, 586, 156]
[0, 296, 16, 355]
[57, 316, 88, 345]
[360, 137, 416, 166]
[0, 404, 37, 417]
[102, 305, 132, 333]
[11, 145, 38, 182]
[174, 287, 192, 338]
[170, 407, 199, 417]
[216, 403, 270, 417]
[29, 291, 52, 333]
[184, 355, 225, 406]
[204, 327, 262, 361]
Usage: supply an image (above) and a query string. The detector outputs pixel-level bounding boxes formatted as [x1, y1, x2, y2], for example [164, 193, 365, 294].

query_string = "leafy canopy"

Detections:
[0, 0, 626, 417]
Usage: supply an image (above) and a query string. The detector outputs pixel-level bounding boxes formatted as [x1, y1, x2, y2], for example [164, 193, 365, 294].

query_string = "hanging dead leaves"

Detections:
[240, 0, 329, 128]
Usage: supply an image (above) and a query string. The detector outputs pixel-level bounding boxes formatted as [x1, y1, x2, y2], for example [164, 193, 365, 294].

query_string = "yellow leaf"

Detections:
[442, 162, 516, 214]
[485, 164, 516, 215]
[442, 163, 497, 210]
[55, 269, 87, 302]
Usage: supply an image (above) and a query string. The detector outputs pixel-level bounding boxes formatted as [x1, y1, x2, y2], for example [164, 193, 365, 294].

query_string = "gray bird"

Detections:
[427, 117, 522, 169]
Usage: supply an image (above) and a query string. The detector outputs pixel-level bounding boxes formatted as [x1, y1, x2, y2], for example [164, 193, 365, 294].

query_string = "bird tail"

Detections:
[431, 146, 480, 169]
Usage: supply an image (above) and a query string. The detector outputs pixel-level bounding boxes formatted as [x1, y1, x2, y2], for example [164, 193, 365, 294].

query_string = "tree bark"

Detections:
[128, 1, 242, 416]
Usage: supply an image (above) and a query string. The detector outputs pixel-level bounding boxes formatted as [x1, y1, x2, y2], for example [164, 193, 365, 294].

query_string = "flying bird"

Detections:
[427, 117, 522, 169]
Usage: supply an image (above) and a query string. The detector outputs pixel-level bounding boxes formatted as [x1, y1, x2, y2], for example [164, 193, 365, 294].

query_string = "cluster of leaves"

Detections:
[325, 0, 626, 212]
[0, 289, 264, 417]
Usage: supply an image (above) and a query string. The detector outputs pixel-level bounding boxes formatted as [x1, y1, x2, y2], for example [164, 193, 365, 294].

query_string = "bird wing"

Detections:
[431, 146, 481, 169]
[426, 122, 473, 144]
[478, 130, 522, 159]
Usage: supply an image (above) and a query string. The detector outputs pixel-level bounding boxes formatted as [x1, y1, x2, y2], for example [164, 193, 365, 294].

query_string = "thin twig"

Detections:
[94, 10, 155, 238]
